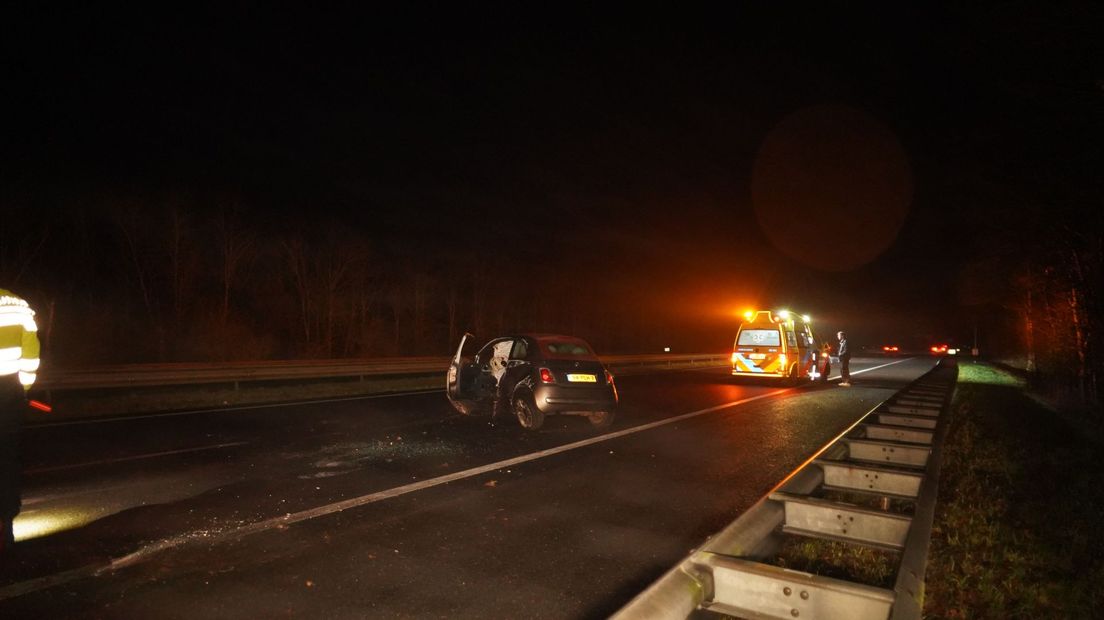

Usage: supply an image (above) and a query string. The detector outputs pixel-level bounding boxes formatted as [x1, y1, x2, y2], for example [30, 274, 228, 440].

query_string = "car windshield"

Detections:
[737, 328, 781, 347]
[538, 338, 597, 360]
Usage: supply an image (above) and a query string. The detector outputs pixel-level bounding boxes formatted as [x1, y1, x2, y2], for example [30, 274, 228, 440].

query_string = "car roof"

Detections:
[513, 333, 590, 342]
[481, 334, 596, 349]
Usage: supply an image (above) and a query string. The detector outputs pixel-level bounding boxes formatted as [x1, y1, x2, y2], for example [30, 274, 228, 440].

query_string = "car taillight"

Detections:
[539, 367, 555, 383]
[821, 352, 829, 358]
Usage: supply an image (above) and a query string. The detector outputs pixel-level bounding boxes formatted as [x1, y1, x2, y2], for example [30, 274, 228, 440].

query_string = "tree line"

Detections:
[955, 178, 1102, 418]
[1, 194, 683, 367]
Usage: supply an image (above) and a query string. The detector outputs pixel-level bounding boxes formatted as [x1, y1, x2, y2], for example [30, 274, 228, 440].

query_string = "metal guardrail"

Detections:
[614, 358, 957, 620]
[35, 353, 729, 391]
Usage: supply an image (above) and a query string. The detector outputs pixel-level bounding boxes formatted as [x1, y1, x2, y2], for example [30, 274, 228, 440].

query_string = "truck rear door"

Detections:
[732, 326, 784, 374]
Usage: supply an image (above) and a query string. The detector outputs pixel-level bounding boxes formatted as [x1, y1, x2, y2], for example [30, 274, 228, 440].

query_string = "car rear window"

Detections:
[538, 338, 597, 360]
[737, 328, 781, 347]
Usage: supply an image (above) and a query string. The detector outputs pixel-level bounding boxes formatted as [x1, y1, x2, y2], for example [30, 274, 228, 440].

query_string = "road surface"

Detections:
[0, 356, 937, 618]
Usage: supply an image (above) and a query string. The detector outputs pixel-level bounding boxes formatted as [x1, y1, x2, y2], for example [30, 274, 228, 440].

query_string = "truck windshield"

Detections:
[737, 329, 781, 347]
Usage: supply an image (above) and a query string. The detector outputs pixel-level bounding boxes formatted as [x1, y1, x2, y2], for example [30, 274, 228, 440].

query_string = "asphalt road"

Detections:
[0, 356, 938, 618]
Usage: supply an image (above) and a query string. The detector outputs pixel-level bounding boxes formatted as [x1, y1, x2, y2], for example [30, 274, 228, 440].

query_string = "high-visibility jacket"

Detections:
[0, 289, 40, 390]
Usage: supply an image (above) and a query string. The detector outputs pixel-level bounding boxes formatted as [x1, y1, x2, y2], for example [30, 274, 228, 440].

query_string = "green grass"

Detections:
[924, 361, 1104, 618]
[774, 536, 899, 588]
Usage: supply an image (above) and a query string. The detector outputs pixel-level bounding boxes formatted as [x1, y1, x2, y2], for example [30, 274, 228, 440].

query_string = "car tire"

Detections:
[588, 410, 615, 429]
[513, 392, 544, 430]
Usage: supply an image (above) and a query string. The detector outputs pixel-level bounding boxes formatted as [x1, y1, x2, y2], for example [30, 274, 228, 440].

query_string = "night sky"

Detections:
[4, 4, 1102, 358]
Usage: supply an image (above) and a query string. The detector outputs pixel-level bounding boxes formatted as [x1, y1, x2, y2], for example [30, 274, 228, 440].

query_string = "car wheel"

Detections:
[513, 392, 544, 430]
[588, 410, 615, 429]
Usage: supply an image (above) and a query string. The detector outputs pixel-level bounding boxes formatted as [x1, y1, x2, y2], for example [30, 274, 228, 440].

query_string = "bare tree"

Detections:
[110, 199, 168, 359]
[165, 203, 191, 323]
[212, 202, 257, 325]
[0, 206, 50, 289]
[281, 232, 314, 346]
[445, 278, 462, 346]
[279, 222, 370, 357]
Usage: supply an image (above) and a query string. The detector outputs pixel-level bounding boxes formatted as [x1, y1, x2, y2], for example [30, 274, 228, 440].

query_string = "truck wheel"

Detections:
[787, 364, 801, 387]
[513, 392, 544, 430]
[588, 410, 615, 429]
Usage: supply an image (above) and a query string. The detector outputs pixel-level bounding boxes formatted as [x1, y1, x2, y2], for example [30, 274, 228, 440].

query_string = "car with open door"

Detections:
[446, 333, 618, 430]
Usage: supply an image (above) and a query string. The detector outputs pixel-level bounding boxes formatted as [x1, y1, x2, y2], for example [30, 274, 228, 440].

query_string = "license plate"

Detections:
[567, 373, 597, 383]
[749, 353, 766, 360]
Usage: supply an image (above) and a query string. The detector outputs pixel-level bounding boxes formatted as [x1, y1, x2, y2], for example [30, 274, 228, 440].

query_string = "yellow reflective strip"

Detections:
[18, 371, 35, 386]
[0, 360, 20, 374]
[23, 332, 40, 360]
[20, 358, 40, 371]
[0, 346, 21, 360]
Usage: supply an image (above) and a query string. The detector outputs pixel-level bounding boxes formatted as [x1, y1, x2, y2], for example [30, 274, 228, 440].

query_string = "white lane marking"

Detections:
[828, 357, 915, 381]
[0, 356, 918, 600]
[32, 389, 445, 428]
[23, 442, 249, 475]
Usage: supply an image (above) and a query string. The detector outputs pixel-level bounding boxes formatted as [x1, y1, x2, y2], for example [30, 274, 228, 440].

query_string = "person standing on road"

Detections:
[0, 288, 41, 552]
[837, 331, 851, 386]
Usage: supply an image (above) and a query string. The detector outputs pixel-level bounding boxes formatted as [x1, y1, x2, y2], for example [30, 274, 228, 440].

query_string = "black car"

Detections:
[446, 333, 618, 430]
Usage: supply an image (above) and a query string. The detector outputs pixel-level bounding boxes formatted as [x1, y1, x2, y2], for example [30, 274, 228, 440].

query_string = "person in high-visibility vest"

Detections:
[0, 288, 40, 551]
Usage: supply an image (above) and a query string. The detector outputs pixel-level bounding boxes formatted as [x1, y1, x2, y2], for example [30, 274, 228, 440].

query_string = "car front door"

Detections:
[446, 333, 487, 415]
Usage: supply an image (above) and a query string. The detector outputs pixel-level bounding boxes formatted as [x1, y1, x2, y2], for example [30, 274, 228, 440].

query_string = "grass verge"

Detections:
[774, 536, 899, 589]
[924, 361, 1104, 618]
